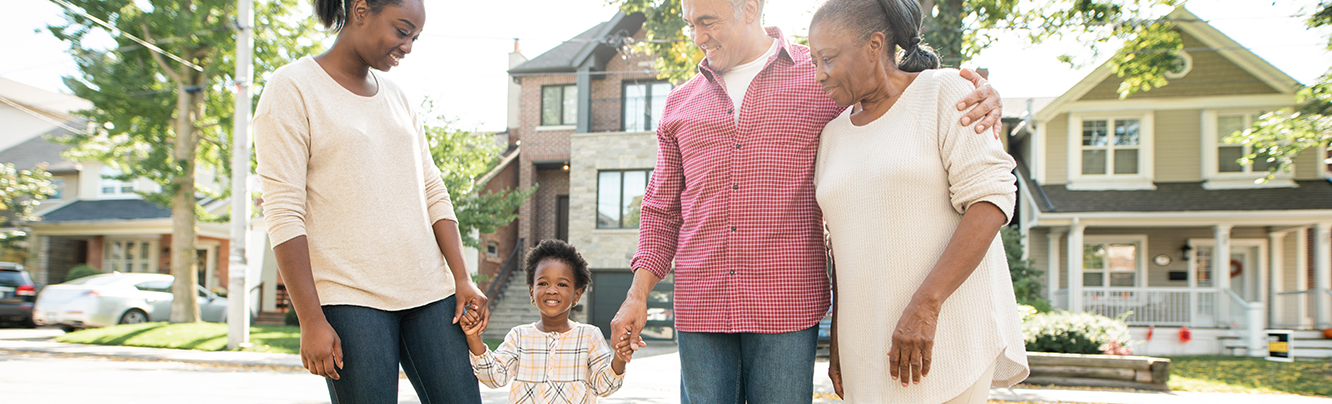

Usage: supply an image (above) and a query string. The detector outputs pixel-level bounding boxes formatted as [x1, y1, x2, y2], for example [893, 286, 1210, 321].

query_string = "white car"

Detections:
[33, 272, 229, 331]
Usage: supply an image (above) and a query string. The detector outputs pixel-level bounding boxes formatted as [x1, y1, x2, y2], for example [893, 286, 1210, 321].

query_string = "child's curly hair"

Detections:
[524, 239, 592, 291]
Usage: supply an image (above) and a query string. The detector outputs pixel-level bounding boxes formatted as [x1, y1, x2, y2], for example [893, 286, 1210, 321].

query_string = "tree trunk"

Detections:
[168, 74, 202, 324]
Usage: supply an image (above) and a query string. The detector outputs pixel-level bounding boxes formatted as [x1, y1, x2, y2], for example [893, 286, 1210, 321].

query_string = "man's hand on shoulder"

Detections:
[955, 68, 1003, 139]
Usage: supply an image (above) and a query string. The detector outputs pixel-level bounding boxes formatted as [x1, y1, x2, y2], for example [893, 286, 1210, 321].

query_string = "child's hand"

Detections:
[461, 305, 484, 338]
[612, 330, 647, 363]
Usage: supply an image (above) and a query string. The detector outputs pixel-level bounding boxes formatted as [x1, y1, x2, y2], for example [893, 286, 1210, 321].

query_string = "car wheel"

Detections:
[119, 309, 149, 325]
[60, 325, 77, 333]
[21, 317, 36, 329]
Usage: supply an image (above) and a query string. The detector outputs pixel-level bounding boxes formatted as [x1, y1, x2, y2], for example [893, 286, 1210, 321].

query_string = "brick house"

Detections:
[0, 77, 243, 300]
[480, 12, 678, 339]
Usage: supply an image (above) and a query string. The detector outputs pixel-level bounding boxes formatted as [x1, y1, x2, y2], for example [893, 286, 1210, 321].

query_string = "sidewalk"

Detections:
[2, 328, 1330, 404]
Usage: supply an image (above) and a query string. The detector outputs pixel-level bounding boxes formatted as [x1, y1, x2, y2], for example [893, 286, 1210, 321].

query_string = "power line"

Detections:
[48, 0, 204, 72]
[0, 94, 87, 135]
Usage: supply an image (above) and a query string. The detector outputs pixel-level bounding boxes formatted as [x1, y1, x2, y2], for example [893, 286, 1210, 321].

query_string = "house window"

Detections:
[597, 169, 653, 229]
[541, 84, 578, 126]
[50, 178, 64, 199]
[1082, 237, 1144, 287]
[486, 241, 499, 259]
[100, 166, 135, 197]
[1081, 119, 1140, 175]
[106, 239, 156, 273]
[623, 81, 673, 132]
[1216, 113, 1272, 174]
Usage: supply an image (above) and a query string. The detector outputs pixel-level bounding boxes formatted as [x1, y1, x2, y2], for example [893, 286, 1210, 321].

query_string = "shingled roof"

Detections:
[0, 127, 80, 174]
[1018, 160, 1332, 213]
[41, 199, 171, 222]
[508, 12, 646, 75]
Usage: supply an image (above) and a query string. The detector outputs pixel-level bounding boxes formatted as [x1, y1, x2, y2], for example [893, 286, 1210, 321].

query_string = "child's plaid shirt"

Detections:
[470, 321, 624, 403]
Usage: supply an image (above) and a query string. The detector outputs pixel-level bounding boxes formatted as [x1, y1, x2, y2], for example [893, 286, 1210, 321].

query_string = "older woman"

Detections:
[809, 0, 1030, 402]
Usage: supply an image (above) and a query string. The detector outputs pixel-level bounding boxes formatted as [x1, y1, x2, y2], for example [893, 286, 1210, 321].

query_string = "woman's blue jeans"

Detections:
[677, 325, 818, 404]
[321, 296, 480, 404]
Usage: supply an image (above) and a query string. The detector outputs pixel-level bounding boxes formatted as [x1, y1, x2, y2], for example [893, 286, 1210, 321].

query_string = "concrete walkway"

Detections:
[2, 328, 1329, 403]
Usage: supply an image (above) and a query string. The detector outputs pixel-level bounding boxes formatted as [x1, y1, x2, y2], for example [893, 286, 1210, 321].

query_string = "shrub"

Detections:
[1022, 310, 1132, 354]
[1001, 227, 1051, 311]
[284, 309, 299, 326]
[64, 264, 101, 283]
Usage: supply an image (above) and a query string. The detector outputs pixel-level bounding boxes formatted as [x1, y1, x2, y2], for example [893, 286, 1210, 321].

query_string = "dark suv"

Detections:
[0, 262, 37, 328]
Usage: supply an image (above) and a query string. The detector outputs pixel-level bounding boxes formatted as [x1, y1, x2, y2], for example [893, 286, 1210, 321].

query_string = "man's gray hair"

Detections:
[728, 0, 766, 21]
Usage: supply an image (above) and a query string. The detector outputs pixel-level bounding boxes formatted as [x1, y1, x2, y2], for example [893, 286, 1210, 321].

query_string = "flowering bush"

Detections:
[1022, 309, 1133, 355]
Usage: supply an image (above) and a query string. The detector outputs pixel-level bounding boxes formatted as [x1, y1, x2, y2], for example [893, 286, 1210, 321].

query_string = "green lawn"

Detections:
[56, 322, 504, 354]
[1165, 355, 1332, 396]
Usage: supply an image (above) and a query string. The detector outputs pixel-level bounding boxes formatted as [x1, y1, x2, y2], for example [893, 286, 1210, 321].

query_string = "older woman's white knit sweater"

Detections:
[815, 69, 1030, 403]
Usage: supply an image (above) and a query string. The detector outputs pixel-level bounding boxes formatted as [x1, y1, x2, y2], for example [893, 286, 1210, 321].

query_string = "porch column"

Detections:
[1316, 223, 1332, 328]
[1047, 228, 1066, 304]
[1215, 224, 1233, 323]
[1269, 231, 1286, 328]
[1297, 228, 1310, 327]
[1068, 221, 1086, 312]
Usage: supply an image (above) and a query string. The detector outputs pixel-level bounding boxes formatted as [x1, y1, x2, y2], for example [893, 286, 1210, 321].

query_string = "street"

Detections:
[0, 328, 722, 404]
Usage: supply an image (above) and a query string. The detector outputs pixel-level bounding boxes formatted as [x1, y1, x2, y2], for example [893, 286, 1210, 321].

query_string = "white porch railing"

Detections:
[1223, 289, 1266, 357]
[1079, 287, 1213, 326]
[1066, 287, 1263, 329]
[1272, 288, 1332, 329]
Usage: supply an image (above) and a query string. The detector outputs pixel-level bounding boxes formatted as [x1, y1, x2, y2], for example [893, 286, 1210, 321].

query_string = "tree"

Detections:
[421, 101, 536, 249]
[0, 164, 57, 262]
[614, 0, 1182, 97]
[1001, 226, 1051, 312]
[1230, 1, 1332, 176]
[48, 0, 321, 323]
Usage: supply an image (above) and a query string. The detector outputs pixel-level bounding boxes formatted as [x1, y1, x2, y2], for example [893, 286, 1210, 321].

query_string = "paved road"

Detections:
[4, 328, 1332, 404]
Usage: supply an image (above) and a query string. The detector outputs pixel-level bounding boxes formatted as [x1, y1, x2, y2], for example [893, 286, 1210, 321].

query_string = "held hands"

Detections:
[956, 68, 1003, 139]
[453, 279, 490, 334]
[888, 299, 941, 387]
[300, 319, 344, 380]
[608, 298, 649, 363]
[460, 301, 484, 338]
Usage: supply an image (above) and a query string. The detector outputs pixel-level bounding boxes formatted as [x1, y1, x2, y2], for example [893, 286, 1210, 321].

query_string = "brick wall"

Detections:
[533, 168, 570, 245]
[476, 156, 521, 291]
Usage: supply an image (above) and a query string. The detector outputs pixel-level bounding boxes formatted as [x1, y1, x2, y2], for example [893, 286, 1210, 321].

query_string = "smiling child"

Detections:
[460, 239, 635, 403]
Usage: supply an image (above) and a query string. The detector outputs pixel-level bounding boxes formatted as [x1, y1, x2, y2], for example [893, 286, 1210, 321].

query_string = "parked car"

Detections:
[0, 263, 38, 328]
[33, 272, 228, 331]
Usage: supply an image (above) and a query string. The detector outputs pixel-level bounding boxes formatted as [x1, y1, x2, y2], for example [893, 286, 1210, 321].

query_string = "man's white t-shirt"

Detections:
[720, 38, 779, 123]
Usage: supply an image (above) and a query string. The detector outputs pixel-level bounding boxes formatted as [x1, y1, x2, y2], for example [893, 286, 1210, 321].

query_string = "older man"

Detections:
[609, 0, 1002, 401]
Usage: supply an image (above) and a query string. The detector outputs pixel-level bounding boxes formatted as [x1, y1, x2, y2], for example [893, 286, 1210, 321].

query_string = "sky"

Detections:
[3, 0, 1330, 132]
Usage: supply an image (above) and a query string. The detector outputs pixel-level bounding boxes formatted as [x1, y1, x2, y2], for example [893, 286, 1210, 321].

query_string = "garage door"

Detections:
[589, 271, 674, 340]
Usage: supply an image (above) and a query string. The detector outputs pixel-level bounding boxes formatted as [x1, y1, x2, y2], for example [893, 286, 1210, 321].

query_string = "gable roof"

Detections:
[508, 12, 647, 75]
[0, 127, 80, 173]
[1035, 7, 1301, 122]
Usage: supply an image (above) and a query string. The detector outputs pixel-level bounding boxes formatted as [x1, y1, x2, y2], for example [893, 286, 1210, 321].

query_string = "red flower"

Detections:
[1179, 326, 1192, 344]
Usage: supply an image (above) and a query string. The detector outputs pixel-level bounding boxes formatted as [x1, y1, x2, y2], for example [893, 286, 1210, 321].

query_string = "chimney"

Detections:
[507, 38, 528, 132]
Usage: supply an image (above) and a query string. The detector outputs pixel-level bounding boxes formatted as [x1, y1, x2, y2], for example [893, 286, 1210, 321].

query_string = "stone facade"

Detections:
[568, 131, 657, 270]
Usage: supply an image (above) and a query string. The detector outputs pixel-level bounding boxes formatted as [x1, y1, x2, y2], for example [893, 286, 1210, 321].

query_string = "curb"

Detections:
[0, 339, 305, 371]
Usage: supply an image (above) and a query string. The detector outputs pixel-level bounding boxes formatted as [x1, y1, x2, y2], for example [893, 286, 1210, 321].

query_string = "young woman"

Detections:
[253, 0, 487, 402]
[461, 239, 628, 403]
[809, 0, 1030, 402]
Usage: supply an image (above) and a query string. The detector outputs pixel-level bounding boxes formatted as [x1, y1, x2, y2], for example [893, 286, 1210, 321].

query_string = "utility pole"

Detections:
[227, 0, 254, 350]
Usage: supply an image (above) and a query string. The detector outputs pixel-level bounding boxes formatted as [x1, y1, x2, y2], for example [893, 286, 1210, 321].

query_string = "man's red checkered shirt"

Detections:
[632, 28, 845, 334]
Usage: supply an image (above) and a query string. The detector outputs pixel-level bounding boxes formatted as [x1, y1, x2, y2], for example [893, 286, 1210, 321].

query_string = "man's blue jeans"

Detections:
[322, 296, 480, 404]
[678, 325, 818, 404]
